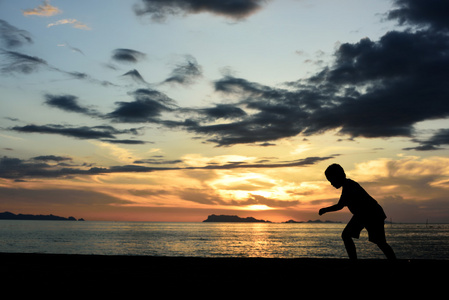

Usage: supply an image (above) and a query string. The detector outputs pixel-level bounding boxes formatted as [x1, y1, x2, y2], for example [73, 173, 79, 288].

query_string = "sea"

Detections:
[0, 221, 448, 260]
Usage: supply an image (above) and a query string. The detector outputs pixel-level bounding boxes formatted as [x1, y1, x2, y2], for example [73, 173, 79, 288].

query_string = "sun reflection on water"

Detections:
[1, 222, 448, 259]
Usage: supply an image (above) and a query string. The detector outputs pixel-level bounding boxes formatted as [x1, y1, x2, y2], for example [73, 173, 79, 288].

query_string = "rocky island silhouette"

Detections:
[0, 211, 84, 221]
[202, 214, 341, 223]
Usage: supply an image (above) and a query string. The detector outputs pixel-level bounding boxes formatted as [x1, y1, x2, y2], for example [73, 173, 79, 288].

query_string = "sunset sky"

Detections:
[1, 0, 449, 223]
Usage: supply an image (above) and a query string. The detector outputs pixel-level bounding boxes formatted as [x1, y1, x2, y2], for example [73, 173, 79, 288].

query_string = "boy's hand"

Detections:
[319, 208, 326, 216]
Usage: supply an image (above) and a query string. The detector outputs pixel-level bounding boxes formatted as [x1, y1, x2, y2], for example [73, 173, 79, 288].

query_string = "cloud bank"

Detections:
[0, 155, 335, 180]
[169, 0, 449, 147]
[4, 0, 449, 150]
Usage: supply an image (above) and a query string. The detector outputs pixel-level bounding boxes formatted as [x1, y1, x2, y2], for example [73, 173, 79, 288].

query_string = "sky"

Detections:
[1, 0, 449, 223]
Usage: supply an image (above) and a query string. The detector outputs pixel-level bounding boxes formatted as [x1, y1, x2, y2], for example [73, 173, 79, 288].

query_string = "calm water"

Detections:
[0, 221, 448, 259]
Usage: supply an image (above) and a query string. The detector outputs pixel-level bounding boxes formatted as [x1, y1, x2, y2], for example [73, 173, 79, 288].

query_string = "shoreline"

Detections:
[2, 252, 447, 285]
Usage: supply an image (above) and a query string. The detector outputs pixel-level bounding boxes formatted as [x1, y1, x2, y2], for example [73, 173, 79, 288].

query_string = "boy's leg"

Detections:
[377, 242, 396, 260]
[342, 236, 357, 260]
[366, 220, 396, 260]
[341, 218, 362, 260]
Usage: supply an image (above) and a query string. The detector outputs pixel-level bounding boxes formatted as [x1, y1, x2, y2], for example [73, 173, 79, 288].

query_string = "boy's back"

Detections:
[339, 178, 386, 220]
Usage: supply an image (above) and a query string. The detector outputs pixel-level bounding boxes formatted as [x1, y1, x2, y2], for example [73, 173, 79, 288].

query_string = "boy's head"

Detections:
[325, 164, 346, 189]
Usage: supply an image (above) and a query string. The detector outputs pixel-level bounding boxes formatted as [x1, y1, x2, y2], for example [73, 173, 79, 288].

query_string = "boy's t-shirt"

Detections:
[338, 178, 387, 221]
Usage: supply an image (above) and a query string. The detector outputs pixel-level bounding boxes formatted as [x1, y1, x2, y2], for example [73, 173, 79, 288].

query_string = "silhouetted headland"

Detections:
[203, 214, 271, 223]
[202, 214, 341, 223]
[0, 211, 84, 221]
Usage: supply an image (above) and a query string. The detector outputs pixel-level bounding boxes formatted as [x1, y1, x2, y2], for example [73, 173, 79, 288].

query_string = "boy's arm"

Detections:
[319, 203, 344, 215]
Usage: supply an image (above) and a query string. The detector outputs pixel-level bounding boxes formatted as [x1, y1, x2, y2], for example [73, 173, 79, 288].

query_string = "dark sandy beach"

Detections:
[1, 252, 447, 295]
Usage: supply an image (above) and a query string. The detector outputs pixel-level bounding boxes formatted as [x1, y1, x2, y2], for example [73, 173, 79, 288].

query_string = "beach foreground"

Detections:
[2, 253, 446, 294]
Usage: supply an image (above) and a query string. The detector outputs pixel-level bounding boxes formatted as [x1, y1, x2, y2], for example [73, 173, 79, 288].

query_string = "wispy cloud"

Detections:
[0, 49, 114, 86]
[163, 55, 202, 86]
[22, 0, 62, 17]
[121, 69, 150, 86]
[0, 20, 33, 49]
[10, 124, 148, 145]
[57, 43, 85, 56]
[0, 49, 49, 74]
[47, 19, 91, 30]
[404, 129, 449, 151]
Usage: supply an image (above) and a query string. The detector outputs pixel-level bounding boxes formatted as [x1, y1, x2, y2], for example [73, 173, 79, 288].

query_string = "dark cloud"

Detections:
[32, 155, 72, 162]
[301, 0, 449, 140]
[101, 139, 150, 145]
[112, 48, 146, 63]
[0, 156, 69, 179]
[180, 104, 247, 123]
[163, 55, 202, 85]
[0, 186, 132, 209]
[305, 31, 449, 138]
[107, 88, 177, 123]
[44, 90, 176, 124]
[178, 76, 309, 146]
[10, 91, 172, 144]
[10, 124, 147, 144]
[44, 94, 100, 116]
[0, 20, 33, 48]
[387, 0, 449, 32]
[11, 124, 116, 139]
[43, 91, 174, 134]
[134, 0, 267, 22]
[198, 104, 247, 121]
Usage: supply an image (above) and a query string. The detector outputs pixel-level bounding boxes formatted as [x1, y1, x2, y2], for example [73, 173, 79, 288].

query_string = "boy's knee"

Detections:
[341, 230, 351, 241]
[374, 241, 388, 248]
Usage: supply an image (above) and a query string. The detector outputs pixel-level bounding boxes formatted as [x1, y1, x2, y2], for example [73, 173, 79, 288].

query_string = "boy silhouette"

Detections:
[319, 164, 396, 260]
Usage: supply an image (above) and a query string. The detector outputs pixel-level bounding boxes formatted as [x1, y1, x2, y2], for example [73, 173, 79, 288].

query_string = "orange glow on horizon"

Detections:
[246, 204, 273, 211]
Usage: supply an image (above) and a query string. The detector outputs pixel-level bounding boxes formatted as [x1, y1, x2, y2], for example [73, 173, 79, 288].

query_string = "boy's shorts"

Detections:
[343, 216, 387, 244]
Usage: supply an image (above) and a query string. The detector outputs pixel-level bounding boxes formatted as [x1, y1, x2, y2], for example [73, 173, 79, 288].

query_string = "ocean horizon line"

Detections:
[1, 219, 447, 224]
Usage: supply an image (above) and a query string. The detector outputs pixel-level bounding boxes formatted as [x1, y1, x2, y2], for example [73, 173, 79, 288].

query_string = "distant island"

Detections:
[202, 214, 341, 224]
[203, 214, 271, 223]
[0, 211, 84, 221]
